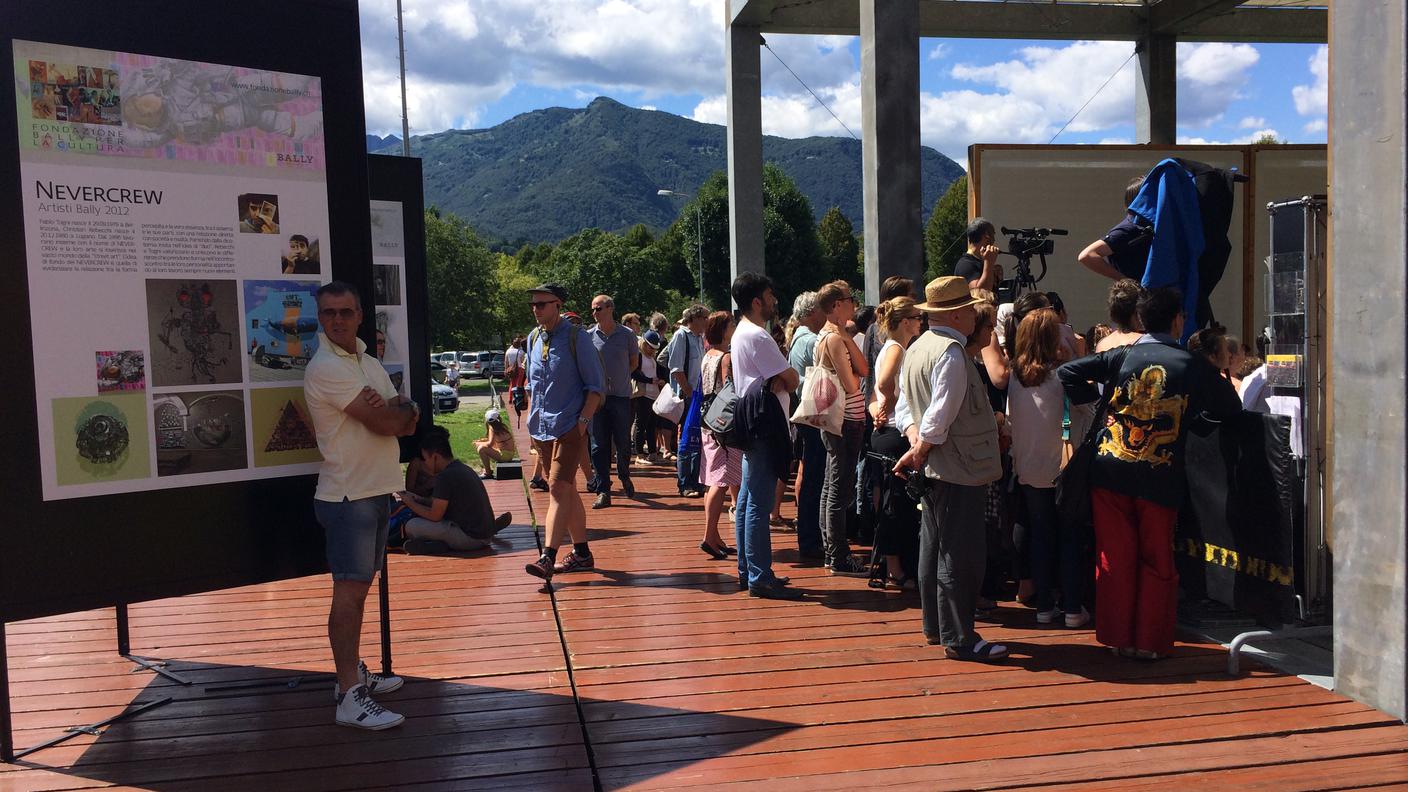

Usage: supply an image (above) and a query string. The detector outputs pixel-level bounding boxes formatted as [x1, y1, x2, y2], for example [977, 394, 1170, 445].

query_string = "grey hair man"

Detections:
[587, 294, 640, 508]
[787, 290, 827, 560]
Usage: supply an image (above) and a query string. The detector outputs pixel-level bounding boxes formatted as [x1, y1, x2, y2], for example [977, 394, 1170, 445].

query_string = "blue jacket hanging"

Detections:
[1128, 158, 1204, 340]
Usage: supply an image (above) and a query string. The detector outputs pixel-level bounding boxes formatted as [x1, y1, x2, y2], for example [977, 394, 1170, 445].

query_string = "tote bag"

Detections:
[790, 333, 845, 435]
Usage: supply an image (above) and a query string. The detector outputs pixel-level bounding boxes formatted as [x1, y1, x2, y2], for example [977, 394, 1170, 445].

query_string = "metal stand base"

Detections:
[1227, 624, 1333, 676]
[124, 654, 192, 686]
[9, 698, 172, 762]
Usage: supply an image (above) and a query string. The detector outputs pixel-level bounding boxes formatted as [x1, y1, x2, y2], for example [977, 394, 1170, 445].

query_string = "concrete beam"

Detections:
[1330, 0, 1408, 721]
[860, 0, 925, 303]
[730, 0, 1325, 43]
[1136, 34, 1177, 145]
[1148, 0, 1246, 35]
[726, 23, 766, 286]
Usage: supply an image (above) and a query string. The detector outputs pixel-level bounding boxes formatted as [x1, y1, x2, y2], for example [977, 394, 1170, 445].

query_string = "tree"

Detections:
[1252, 132, 1283, 145]
[538, 228, 670, 319]
[425, 208, 502, 349]
[817, 206, 861, 289]
[924, 175, 968, 280]
[623, 223, 655, 249]
[761, 162, 822, 310]
[491, 253, 541, 343]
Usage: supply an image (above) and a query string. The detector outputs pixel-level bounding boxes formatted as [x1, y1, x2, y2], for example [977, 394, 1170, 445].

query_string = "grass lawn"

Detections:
[434, 403, 491, 454]
[455, 377, 507, 396]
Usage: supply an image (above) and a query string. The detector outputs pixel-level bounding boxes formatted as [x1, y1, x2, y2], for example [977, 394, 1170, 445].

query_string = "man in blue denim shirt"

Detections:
[668, 304, 708, 497]
[522, 283, 606, 581]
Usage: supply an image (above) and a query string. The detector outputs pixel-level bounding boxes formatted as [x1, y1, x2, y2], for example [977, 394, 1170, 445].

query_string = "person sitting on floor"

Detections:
[399, 426, 512, 555]
[475, 408, 518, 479]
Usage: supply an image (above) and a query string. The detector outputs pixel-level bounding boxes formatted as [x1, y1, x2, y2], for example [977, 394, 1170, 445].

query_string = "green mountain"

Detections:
[370, 97, 965, 245]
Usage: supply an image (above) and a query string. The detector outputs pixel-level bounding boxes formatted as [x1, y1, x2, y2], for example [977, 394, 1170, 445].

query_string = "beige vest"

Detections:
[901, 330, 1002, 486]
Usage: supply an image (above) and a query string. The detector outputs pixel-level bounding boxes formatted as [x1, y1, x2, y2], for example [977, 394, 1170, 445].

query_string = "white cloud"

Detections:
[1098, 137, 1133, 145]
[1292, 45, 1328, 117]
[1176, 128, 1280, 146]
[928, 43, 950, 61]
[1238, 116, 1267, 129]
[360, 0, 725, 135]
[1303, 118, 1327, 134]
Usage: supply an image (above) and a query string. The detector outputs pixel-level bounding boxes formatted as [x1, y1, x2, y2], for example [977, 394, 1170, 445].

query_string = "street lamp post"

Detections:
[657, 189, 703, 303]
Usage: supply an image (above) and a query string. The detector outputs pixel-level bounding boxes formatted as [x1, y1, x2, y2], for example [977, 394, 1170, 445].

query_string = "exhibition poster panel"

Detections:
[13, 39, 334, 501]
[370, 199, 408, 396]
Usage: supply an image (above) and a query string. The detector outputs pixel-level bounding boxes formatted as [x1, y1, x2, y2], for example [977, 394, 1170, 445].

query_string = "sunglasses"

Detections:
[318, 308, 357, 320]
[528, 300, 559, 309]
[590, 306, 608, 313]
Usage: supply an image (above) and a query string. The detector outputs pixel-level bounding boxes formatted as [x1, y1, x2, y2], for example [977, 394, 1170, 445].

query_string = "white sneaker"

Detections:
[334, 660, 404, 700]
[335, 683, 404, 730]
[1036, 609, 1058, 625]
[1064, 608, 1092, 628]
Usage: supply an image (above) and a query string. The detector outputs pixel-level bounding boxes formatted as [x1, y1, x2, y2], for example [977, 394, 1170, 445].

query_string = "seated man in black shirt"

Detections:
[399, 426, 512, 554]
[952, 217, 1002, 292]
[1078, 176, 1152, 280]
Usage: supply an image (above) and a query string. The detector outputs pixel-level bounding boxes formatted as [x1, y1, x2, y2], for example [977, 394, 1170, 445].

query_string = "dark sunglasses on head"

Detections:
[319, 308, 357, 320]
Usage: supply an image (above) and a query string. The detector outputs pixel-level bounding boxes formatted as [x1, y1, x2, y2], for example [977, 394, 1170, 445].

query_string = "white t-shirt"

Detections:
[732, 316, 790, 414]
[1006, 370, 1065, 489]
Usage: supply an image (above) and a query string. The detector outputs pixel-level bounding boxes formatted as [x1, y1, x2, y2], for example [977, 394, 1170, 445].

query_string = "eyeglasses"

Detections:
[528, 300, 559, 309]
[318, 308, 357, 320]
[590, 306, 607, 313]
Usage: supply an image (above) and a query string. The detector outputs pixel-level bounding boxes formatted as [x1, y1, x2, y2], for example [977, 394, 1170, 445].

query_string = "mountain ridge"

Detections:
[370, 96, 965, 245]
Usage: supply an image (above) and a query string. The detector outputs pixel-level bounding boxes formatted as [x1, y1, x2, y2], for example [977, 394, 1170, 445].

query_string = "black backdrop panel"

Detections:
[1176, 412, 1299, 626]
[367, 154, 433, 461]
[0, 0, 374, 622]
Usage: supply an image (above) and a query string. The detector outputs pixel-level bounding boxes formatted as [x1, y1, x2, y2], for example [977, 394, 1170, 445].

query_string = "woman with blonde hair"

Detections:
[1008, 308, 1088, 627]
[867, 295, 925, 587]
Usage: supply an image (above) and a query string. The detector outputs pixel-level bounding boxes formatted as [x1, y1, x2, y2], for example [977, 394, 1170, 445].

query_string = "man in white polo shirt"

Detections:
[305, 281, 419, 730]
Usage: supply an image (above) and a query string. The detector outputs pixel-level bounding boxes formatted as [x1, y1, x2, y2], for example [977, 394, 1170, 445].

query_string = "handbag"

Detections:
[790, 332, 845, 435]
[1055, 376, 1118, 530]
[652, 385, 685, 423]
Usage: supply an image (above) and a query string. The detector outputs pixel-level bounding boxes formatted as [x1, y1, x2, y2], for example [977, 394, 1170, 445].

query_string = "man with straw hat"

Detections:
[893, 276, 1008, 663]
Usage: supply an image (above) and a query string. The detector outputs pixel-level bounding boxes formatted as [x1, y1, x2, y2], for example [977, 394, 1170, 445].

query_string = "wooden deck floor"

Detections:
[3, 420, 1407, 790]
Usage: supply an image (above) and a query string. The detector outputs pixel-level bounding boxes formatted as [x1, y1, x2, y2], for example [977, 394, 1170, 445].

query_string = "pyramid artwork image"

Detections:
[266, 400, 317, 453]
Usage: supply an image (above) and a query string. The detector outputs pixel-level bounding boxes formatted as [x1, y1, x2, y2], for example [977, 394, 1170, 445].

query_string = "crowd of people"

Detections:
[303, 210, 1267, 729]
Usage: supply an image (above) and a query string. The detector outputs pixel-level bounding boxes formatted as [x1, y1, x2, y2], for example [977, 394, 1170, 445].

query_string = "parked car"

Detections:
[470, 350, 496, 379]
[487, 353, 506, 380]
[459, 351, 484, 378]
[432, 381, 459, 414]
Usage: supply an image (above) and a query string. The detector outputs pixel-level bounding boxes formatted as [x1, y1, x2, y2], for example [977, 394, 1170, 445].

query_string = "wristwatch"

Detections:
[578, 415, 591, 426]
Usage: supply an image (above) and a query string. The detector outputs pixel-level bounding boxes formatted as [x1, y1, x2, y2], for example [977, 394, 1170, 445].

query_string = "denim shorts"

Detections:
[315, 496, 390, 582]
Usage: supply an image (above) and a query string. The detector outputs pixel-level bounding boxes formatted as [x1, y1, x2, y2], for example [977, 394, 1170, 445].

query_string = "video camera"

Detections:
[997, 226, 1067, 303]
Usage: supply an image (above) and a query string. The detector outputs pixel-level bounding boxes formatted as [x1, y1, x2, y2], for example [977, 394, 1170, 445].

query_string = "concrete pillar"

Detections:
[860, 0, 924, 303]
[726, 23, 765, 289]
[1330, 0, 1408, 721]
[1135, 34, 1176, 145]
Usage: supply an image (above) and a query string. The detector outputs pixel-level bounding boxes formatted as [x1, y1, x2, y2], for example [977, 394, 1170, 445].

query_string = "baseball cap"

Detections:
[643, 330, 663, 347]
[485, 408, 501, 423]
[527, 283, 568, 303]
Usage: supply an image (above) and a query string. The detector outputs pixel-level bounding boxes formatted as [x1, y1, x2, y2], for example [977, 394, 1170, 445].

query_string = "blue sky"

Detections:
[359, 2, 1327, 166]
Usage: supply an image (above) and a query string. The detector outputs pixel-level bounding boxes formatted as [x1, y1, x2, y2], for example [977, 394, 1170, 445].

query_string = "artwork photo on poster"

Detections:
[146, 280, 241, 386]
[52, 393, 150, 486]
[376, 309, 404, 363]
[153, 391, 247, 477]
[245, 280, 320, 381]
[238, 193, 280, 234]
[96, 350, 145, 392]
[28, 60, 121, 127]
[280, 234, 320, 275]
[374, 264, 401, 306]
[249, 387, 322, 467]
[384, 364, 405, 396]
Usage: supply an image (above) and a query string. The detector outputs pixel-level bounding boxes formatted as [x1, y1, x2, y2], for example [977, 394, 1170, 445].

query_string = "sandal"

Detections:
[699, 542, 728, 560]
[943, 639, 1009, 664]
[886, 574, 914, 591]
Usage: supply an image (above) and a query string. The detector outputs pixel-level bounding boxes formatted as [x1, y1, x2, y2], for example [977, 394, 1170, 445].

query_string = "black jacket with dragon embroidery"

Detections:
[1058, 336, 1242, 509]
